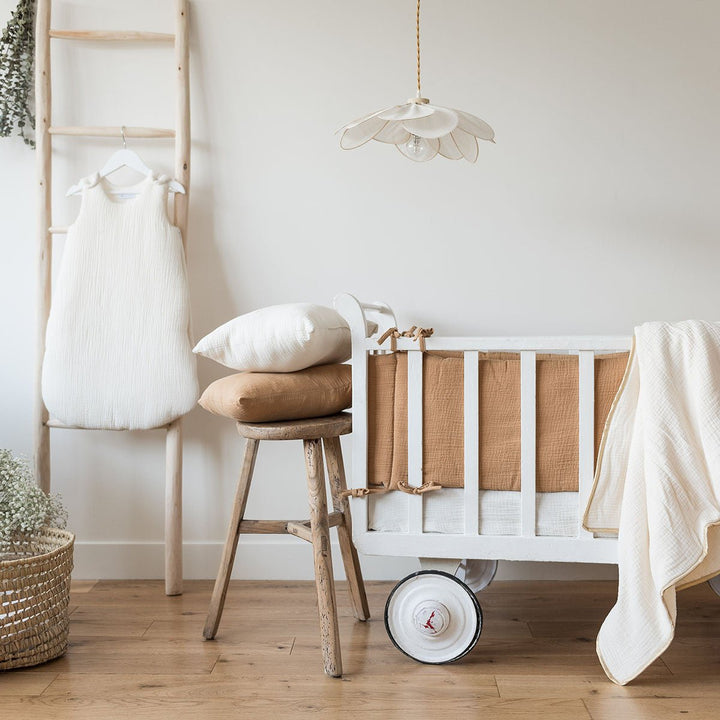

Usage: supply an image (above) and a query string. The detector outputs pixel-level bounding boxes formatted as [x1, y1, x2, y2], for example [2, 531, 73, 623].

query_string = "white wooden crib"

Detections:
[334, 293, 633, 664]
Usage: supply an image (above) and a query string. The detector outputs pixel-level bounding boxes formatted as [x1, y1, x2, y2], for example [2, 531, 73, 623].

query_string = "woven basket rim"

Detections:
[0, 528, 75, 568]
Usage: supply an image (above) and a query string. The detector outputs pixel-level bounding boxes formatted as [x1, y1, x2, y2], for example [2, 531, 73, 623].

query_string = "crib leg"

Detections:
[323, 436, 370, 622]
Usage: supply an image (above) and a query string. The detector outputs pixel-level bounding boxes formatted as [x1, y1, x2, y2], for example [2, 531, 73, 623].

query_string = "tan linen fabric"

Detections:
[367, 351, 629, 492]
[198, 364, 351, 423]
[367, 354, 396, 491]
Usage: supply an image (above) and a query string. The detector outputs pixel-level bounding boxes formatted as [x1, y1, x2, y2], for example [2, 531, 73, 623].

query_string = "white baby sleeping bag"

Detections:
[42, 173, 199, 430]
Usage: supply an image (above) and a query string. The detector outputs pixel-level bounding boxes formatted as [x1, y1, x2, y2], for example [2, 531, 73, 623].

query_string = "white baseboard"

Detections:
[74, 538, 618, 582]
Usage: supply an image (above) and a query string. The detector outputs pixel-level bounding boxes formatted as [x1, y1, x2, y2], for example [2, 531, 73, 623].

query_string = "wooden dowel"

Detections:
[165, 419, 183, 596]
[49, 226, 69, 235]
[173, 0, 190, 252]
[48, 126, 175, 138]
[34, 0, 52, 494]
[162, 0, 191, 601]
[50, 30, 174, 42]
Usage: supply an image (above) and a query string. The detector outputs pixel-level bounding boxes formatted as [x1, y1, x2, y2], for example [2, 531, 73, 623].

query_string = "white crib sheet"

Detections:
[369, 490, 585, 537]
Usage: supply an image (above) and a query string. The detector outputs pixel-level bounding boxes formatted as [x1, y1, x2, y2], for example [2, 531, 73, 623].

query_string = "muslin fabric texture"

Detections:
[42, 173, 198, 430]
[584, 321, 720, 685]
[367, 351, 628, 492]
[193, 303, 351, 373]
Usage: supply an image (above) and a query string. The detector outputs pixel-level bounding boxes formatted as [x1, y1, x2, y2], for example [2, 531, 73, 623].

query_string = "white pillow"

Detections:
[193, 303, 351, 373]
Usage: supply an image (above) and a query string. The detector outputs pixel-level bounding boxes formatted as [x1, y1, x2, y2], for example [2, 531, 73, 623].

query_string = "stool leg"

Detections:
[304, 438, 342, 678]
[323, 436, 370, 622]
[203, 438, 259, 640]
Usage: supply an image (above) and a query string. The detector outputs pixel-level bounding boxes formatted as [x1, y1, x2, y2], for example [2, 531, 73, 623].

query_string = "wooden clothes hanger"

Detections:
[66, 126, 185, 196]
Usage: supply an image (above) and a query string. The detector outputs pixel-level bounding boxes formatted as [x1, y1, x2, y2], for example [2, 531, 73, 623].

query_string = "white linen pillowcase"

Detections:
[193, 303, 351, 373]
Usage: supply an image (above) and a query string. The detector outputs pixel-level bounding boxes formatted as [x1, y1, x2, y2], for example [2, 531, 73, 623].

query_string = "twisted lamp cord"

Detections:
[416, 0, 422, 97]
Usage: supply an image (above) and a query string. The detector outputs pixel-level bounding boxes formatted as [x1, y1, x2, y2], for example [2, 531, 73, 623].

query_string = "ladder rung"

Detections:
[49, 226, 69, 235]
[49, 126, 175, 139]
[46, 419, 170, 430]
[50, 30, 174, 43]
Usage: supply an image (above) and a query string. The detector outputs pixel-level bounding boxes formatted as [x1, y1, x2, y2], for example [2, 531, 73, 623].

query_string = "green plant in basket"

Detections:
[0, 449, 67, 556]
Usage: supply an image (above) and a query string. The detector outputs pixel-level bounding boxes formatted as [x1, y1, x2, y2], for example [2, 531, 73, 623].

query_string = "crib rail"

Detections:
[333, 293, 632, 566]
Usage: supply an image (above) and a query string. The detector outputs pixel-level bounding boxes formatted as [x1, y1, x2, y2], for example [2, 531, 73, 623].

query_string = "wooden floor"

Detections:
[2, 579, 720, 719]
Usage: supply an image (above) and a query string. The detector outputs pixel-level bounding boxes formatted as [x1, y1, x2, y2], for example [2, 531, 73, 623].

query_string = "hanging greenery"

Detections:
[0, 0, 36, 148]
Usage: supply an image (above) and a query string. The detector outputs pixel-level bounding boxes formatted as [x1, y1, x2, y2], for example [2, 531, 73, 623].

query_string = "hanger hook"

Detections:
[121, 125, 127, 149]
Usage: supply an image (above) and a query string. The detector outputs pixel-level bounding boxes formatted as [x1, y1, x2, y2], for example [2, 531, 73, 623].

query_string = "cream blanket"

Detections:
[584, 320, 720, 685]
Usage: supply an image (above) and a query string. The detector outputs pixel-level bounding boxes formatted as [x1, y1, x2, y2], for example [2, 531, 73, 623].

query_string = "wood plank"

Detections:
[584, 697, 720, 720]
[70, 580, 98, 594]
[0, 672, 57, 696]
[0, 695, 588, 720]
[28, 647, 219, 675]
[69, 607, 153, 637]
[497, 673, 720, 700]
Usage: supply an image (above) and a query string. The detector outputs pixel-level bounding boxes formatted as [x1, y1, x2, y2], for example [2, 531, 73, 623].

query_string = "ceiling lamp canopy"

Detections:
[338, 0, 495, 163]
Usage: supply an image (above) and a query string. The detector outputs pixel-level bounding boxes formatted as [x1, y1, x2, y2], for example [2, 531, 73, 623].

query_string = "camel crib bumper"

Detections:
[334, 293, 632, 566]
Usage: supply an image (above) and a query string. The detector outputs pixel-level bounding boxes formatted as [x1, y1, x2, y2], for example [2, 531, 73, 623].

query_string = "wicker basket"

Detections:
[0, 528, 75, 670]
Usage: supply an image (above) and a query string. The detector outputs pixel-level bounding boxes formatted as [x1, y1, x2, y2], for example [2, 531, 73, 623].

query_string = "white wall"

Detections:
[1, 0, 718, 582]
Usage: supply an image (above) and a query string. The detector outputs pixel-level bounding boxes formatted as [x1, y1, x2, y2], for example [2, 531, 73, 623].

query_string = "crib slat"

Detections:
[520, 351, 537, 537]
[407, 351, 424, 534]
[464, 351, 480, 536]
[352, 349, 369, 534]
[578, 351, 595, 539]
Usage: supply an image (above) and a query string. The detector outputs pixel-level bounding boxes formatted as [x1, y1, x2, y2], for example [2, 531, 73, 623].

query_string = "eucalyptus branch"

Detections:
[0, 0, 37, 147]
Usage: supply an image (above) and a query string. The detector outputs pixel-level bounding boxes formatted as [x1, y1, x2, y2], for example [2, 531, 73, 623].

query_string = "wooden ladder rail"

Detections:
[33, 0, 191, 596]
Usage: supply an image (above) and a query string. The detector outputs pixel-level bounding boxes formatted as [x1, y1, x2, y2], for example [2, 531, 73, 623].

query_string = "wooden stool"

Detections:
[202, 412, 369, 677]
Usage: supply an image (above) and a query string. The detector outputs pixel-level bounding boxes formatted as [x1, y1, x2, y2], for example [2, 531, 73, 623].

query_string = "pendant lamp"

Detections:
[338, 0, 495, 163]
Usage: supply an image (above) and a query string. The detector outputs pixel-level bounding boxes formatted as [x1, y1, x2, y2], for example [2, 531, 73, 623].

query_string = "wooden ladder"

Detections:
[33, 0, 191, 596]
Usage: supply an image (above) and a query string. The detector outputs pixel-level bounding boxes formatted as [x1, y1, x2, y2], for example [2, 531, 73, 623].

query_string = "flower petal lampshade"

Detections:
[338, 1, 495, 163]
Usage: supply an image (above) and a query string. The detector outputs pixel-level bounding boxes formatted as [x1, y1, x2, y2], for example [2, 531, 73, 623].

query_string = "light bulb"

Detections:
[398, 134, 437, 162]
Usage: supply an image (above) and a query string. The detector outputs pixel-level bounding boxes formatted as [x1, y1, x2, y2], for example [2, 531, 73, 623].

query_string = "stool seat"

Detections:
[236, 412, 352, 441]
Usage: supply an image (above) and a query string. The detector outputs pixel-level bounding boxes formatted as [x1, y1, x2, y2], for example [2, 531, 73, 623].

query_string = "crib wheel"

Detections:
[708, 574, 720, 597]
[384, 570, 482, 664]
[456, 559, 498, 594]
